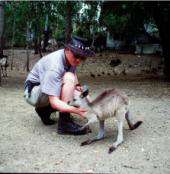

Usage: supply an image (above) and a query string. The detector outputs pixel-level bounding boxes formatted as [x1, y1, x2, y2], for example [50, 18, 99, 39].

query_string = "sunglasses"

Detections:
[73, 53, 86, 61]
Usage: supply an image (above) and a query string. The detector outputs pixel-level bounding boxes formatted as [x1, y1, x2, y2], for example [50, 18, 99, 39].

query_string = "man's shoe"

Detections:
[57, 112, 91, 135]
[57, 123, 90, 135]
[35, 106, 56, 125]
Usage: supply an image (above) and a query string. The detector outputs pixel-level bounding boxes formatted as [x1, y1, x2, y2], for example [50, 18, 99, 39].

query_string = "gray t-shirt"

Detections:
[25, 49, 76, 96]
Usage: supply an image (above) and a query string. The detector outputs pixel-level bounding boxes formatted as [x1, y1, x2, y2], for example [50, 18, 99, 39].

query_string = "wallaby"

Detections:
[70, 86, 142, 153]
[0, 55, 9, 77]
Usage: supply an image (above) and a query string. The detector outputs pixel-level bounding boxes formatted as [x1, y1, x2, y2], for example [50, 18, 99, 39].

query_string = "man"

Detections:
[24, 36, 95, 135]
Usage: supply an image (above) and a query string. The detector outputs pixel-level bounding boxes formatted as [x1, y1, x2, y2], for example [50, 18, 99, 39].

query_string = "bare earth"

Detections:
[0, 50, 170, 173]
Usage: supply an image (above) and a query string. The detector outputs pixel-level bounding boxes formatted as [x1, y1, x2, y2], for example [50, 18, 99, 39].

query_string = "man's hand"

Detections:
[49, 95, 87, 118]
[74, 107, 87, 118]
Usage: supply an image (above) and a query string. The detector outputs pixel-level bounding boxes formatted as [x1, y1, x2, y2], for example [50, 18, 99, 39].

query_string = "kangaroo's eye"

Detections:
[73, 99, 76, 102]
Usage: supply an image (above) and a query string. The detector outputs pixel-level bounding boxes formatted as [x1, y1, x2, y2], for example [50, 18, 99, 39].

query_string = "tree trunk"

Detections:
[65, 1, 73, 44]
[91, 25, 95, 49]
[34, 23, 39, 54]
[33, 3, 42, 57]
[151, 3, 170, 80]
[11, 8, 16, 70]
[0, 2, 4, 86]
[42, 15, 50, 52]
[26, 45, 30, 72]
[159, 25, 170, 80]
[0, 65, 1, 86]
[33, 24, 43, 58]
[25, 22, 30, 72]
[0, 1, 4, 57]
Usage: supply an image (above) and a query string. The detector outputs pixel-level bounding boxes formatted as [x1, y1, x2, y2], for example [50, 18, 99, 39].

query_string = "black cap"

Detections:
[65, 36, 95, 57]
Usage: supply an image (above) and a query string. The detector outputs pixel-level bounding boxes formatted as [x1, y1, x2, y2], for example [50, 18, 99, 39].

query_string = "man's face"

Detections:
[66, 49, 85, 66]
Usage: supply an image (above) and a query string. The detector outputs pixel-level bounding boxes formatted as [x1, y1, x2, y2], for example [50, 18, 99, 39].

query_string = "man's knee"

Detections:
[63, 72, 76, 85]
[24, 86, 49, 107]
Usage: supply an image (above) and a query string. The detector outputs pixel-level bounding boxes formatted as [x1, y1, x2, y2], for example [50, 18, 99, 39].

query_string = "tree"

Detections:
[100, 1, 170, 80]
[0, 1, 5, 86]
[143, 1, 170, 80]
[0, 1, 4, 57]
[3, 1, 82, 48]
[74, 1, 101, 40]
[100, 1, 145, 41]
[65, 1, 73, 43]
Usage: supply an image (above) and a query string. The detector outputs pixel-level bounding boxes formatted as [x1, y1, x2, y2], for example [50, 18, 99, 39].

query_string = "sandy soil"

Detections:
[0, 50, 170, 173]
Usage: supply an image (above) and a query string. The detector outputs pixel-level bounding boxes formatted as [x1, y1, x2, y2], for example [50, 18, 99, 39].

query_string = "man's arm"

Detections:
[49, 96, 87, 117]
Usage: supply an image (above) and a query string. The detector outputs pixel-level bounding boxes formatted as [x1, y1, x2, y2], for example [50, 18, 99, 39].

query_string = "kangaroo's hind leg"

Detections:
[81, 120, 105, 146]
[108, 108, 125, 153]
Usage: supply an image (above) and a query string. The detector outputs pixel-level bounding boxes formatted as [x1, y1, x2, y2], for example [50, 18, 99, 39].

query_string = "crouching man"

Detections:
[24, 36, 95, 135]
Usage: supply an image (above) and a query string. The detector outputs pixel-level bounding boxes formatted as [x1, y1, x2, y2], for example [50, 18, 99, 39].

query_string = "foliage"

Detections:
[4, 1, 102, 47]
[100, 1, 148, 41]
[2, 1, 170, 79]
[3, 1, 170, 47]
[103, 13, 128, 39]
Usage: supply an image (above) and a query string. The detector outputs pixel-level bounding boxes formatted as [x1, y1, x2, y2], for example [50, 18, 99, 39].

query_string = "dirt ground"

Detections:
[0, 49, 170, 173]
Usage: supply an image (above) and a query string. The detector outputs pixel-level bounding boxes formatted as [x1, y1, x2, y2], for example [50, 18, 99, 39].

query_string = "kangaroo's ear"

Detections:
[80, 85, 89, 98]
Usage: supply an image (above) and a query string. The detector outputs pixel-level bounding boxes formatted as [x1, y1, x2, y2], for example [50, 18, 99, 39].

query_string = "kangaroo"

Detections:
[70, 86, 142, 153]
